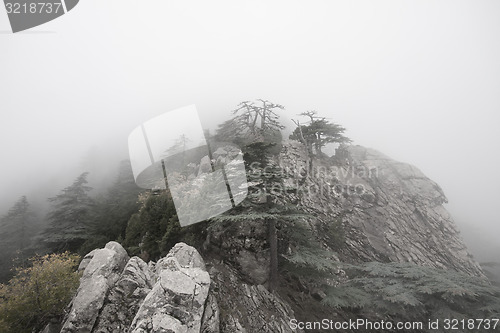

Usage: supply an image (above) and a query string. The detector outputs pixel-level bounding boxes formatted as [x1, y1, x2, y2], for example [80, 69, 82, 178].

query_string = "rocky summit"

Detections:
[279, 141, 483, 276]
[47, 241, 298, 333]
[41, 141, 485, 333]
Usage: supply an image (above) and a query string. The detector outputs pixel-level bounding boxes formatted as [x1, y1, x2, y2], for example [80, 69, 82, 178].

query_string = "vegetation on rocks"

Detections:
[323, 262, 500, 331]
[1, 99, 499, 332]
[0, 252, 80, 333]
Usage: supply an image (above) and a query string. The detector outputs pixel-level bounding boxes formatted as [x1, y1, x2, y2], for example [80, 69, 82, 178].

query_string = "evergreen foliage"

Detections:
[0, 252, 80, 333]
[123, 190, 178, 260]
[323, 262, 500, 328]
[79, 160, 142, 255]
[215, 99, 284, 146]
[211, 102, 336, 290]
[0, 196, 39, 282]
[290, 111, 351, 155]
[122, 190, 205, 261]
[214, 138, 304, 290]
[43, 172, 94, 252]
[280, 219, 339, 274]
[321, 215, 345, 250]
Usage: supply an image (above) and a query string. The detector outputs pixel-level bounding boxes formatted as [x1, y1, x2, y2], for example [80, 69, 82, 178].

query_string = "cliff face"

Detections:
[279, 141, 483, 276]
[47, 141, 484, 333]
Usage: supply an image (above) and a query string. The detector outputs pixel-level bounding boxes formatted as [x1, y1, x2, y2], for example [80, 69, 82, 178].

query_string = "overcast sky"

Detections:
[1, 0, 499, 260]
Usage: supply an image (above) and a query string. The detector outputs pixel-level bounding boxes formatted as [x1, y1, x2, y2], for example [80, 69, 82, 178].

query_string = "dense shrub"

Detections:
[123, 190, 208, 261]
[0, 252, 80, 333]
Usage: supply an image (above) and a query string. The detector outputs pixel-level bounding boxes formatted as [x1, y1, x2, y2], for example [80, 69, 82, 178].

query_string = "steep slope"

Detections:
[44, 141, 488, 333]
[279, 140, 483, 276]
[52, 242, 300, 333]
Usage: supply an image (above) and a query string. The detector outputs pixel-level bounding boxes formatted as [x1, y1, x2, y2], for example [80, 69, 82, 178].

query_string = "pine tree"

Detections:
[79, 160, 142, 254]
[123, 190, 180, 260]
[0, 196, 34, 252]
[43, 172, 94, 252]
[215, 99, 285, 145]
[0, 196, 38, 282]
[213, 102, 350, 293]
[291, 111, 351, 155]
[211, 101, 316, 291]
[323, 262, 500, 328]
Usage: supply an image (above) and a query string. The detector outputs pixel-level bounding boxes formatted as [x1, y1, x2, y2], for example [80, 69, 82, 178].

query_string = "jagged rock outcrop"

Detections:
[206, 219, 270, 286]
[91, 256, 156, 332]
[61, 241, 129, 333]
[279, 140, 483, 276]
[59, 242, 214, 333]
[53, 140, 484, 333]
[207, 260, 302, 333]
[128, 243, 210, 333]
[57, 241, 299, 333]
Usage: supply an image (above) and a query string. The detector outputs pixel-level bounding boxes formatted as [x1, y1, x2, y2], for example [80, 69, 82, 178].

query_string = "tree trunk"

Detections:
[250, 110, 258, 134]
[268, 219, 278, 292]
[261, 101, 267, 129]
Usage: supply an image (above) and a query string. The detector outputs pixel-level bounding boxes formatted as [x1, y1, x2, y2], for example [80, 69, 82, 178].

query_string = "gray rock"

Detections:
[201, 293, 219, 333]
[40, 322, 61, 333]
[207, 219, 270, 285]
[78, 249, 98, 273]
[280, 140, 484, 277]
[157, 242, 206, 271]
[212, 146, 241, 167]
[198, 155, 213, 175]
[209, 262, 302, 333]
[129, 243, 211, 333]
[91, 256, 156, 332]
[60, 242, 129, 333]
[212, 147, 228, 159]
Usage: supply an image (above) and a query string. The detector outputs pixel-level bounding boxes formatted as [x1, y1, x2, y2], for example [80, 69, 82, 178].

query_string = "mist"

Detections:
[1, 0, 499, 261]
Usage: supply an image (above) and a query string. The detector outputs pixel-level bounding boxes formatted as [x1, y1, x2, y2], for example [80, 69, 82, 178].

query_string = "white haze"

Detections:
[1, 0, 499, 261]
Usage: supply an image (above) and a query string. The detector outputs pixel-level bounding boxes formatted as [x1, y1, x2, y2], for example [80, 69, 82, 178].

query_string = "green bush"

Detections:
[0, 252, 80, 333]
[123, 190, 206, 261]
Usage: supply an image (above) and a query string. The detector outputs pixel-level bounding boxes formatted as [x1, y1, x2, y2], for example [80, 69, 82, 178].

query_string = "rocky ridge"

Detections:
[50, 241, 300, 333]
[45, 140, 485, 333]
[279, 141, 483, 276]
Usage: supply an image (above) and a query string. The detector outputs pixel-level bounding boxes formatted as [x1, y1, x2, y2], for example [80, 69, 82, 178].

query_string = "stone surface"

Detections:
[158, 242, 206, 271]
[208, 261, 302, 333]
[201, 293, 220, 333]
[198, 155, 213, 175]
[129, 243, 211, 333]
[61, 242, 130, 333]
[78, 249, 97, 272]
[206, 219, 270, 285]
[91, 256, 156, 332]
[56, 140, 485, 333]
[40, 322, 61, 333]
[279, 140, 484, 276]
[60, 243, 218, 333]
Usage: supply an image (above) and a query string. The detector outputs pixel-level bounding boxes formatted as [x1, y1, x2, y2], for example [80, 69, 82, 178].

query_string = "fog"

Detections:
[1, 1, 499, 261]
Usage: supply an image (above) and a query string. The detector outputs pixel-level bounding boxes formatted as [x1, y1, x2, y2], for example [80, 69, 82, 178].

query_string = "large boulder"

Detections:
[91, 256, 156, 332]
[61, 242, 129, 333]
[59, 242, 218, 333]
[129, 243, 212, 333]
